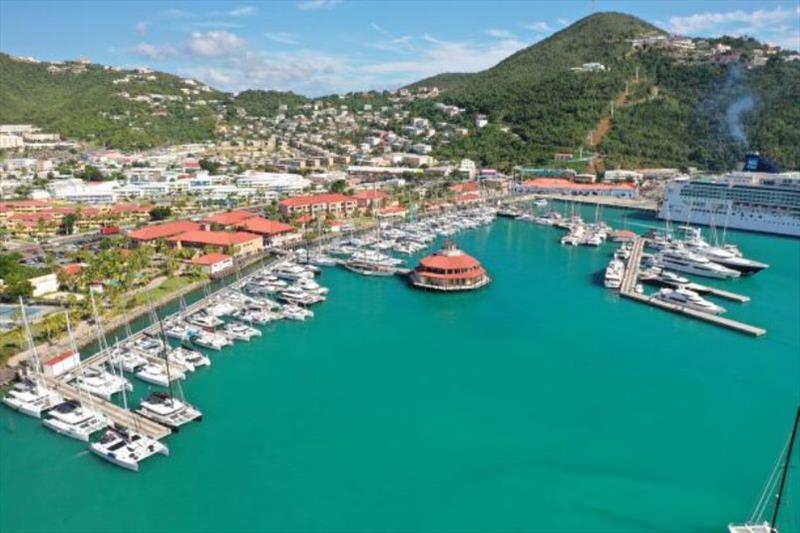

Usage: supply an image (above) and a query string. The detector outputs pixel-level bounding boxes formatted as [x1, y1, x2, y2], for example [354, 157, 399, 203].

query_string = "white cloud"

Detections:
[525, 21, 552, 32]
[132, 42, 177, 61]
[227, 5, 256, 17]
[296, 0, 342, 11]
[666, 6, 797, 34]
[557, 18, 571, 27]
[265, 32, 298, 45]
[364, 22, 414, 52]
[133, 21, 148, 36]
[487, 28, 517, 40]
[666, 6, 800, 50]
[185, 31, 246, 57]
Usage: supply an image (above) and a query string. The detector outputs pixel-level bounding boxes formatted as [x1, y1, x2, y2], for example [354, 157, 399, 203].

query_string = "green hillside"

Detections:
[409, 12, 800, 171]
[0, 53, 222, 149]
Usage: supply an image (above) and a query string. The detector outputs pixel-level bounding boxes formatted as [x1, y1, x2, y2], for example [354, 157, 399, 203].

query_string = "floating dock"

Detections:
[619, 238, 766, 337]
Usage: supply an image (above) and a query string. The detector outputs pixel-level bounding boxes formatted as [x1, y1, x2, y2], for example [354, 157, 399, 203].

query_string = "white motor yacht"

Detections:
[135, 362, 185, 387]
[281, 304, 314, 321]
[169, 346, 210, 369]
[654, 287, 726, 315]
[274, 264, 314, 281]
[74, 366, 133, 400]
[604, 259, 624, 289]
[297, 278, 329, 296]
[133, 335, 165, 357]
[43, 400, 109, 442]
[164, 322, 198, 342]
[192, 331, 230, 351]
[222, 322, 261, 341]
[655, 247, 741, 279]
[89, 425, 169, 472]
[2, 377, 63, 418]
[136, 391, 202, 430]
[280, 287, 324, 305]
[187, 312, 224, 329]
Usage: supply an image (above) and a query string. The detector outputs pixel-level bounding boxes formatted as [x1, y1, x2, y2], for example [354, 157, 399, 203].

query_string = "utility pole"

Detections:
[635, 66, 639, 83]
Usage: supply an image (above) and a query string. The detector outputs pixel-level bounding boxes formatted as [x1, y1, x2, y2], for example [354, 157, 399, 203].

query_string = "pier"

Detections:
[40, 375, 171, 440]
[619, 238, 766, 337]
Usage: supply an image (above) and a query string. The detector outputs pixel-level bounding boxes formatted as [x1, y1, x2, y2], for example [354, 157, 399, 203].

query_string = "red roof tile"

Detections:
[279, 193, 353, 207]
[167, 230, 261, 246]
[236, 217, 295, 236]
[203, 209, 257, 226]
[192, 253, 232, 265]
[128, 220, 202, 241]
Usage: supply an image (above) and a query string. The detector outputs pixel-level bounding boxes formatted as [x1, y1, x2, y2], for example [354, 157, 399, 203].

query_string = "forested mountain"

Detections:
[409, 12, 800, 171]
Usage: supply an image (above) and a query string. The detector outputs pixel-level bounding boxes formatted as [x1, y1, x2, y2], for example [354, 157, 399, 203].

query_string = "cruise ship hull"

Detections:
[658, 205, 800, 238]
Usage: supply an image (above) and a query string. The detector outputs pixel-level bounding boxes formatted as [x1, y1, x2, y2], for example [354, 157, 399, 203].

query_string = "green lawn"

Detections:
[131, 275, 204, 307]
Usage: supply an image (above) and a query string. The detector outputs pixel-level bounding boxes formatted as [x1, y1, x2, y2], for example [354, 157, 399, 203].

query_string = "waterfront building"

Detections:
[236, 218, 302, 247]
[128, 220, 203, 242]
[167, 230, 263, 257]
[191, 253, 234, 276]
[409, 242, 491, 292]
[513, 178, 638, 199]
[279, 193, 357, 220]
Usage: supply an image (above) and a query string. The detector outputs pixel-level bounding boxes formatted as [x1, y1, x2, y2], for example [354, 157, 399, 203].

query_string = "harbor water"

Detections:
[1, 205, 799, 532]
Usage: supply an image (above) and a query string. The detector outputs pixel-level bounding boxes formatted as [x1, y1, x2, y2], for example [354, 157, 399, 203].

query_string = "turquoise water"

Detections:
[2, 205, 799, 533]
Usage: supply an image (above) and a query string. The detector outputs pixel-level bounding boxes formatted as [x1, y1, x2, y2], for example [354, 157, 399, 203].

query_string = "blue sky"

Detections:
[1, 0, 798, 95]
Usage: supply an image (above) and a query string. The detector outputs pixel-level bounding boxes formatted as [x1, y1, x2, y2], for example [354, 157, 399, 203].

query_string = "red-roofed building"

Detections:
[43, 349, 80, 378]
[191, 252, 234, 275]
[203, 209, 257, 227]
[279, 193, 357, 220]
[128, 220, 203, 242]
[352, 190, 391, 213]
[515, 178, 638, 199]
[236, 217, 301, 247]
[410, 241, 491, 291]
[450, 182, 480, 194]
[167, 230, 263, 257]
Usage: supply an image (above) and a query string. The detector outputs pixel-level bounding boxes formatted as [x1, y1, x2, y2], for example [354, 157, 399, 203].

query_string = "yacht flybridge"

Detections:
[73, 365, 133, 400]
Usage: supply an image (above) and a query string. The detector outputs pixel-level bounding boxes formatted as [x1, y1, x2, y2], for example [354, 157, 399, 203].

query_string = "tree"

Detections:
[77, 165, 106, 182]
[199, 158, 222, 175]
[1, 278, 33, 302]
[60, 213, 78, 235]
[328, 179, 347, 193]
[149, 206, 173, 221]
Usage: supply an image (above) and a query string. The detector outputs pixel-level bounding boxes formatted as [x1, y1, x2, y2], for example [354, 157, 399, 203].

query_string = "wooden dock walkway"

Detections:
[619, 238, 766, 337]
[40, 375, 171, 440]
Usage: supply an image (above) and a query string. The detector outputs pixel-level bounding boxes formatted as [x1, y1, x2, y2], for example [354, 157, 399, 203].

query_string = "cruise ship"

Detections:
[658, 154, 800, 237]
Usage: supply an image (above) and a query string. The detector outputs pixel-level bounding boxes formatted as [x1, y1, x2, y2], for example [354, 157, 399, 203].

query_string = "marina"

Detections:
[1, 203, 797, 531]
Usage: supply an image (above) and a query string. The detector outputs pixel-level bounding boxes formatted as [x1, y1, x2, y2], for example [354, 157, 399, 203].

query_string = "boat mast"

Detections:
[152, 300, 175, 400]
[18, 297, 42, 376]
[770, 406, 800, 530]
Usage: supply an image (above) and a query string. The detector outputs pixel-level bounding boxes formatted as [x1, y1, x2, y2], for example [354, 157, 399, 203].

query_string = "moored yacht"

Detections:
[169, 346, 210, 369]
[135, 391, 203, 430]
[135, 362, 185, 387]
[281, 304, 314, 321]
[654, 287, 726, 315]
[604, 259, 624, 289]
[89, 424, 169, 472]
[2, 376, 63, 419]
[655, 247, 741, 279]
[222, 321, 261, 341]
[191, 331, 230, 351]
[43, 400, 110, 442]
[74, 365, 133, 400]
[109, 345, 148, 373]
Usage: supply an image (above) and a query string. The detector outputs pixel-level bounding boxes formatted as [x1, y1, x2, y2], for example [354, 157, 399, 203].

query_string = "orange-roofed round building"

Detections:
[409, 241, 491, 292]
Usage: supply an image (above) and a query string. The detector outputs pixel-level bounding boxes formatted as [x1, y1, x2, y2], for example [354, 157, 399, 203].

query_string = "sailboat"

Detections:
[135, 312, 202, 431]
[729, 407, 799, 533]
[89, 355, 169, 471]
[42, 313, 110, 441]
[1, 298, 63, 418]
